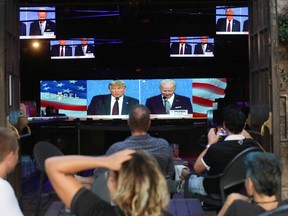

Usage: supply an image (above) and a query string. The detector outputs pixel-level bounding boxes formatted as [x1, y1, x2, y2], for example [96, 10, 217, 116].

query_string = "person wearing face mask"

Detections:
[145, 79, 193, 114]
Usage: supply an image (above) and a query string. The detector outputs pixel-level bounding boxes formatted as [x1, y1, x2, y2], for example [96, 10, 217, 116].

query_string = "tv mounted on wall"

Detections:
[20, 6, 56, 39]
[39, 78, 227, 119]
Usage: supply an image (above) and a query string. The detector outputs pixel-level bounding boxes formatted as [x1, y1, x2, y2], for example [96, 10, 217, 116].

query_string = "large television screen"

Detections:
[20, 6, 56, 39]
[50, 38, 95, 59]
[216, 6, 248, 35]
[170, 36, 214, 57]
[40, 78, 227, 118]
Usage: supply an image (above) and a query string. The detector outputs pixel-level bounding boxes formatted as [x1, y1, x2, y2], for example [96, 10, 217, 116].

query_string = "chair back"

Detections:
[90, 173, 111, 203]
[258, 205, 288, 216]
[219, 146, 262, 202]
[33, 141, 64, 172]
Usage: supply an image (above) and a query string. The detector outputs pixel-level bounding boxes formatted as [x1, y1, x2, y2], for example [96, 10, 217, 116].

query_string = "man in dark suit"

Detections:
[20, 22, 26, 36]
[75, 38, 95, 56]
[145, 79, 193, 114]
[170, 36, 192, 55]
[194, 36, 214, 55]
[216, 8, 240, 32]
[50, 40, 72, 57]
[87, 80, 139, 115]
[29, 7, 56, 36]
[243, 19, 249, 32]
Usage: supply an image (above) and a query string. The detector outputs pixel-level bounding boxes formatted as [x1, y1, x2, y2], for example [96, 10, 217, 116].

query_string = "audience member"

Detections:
[87, 80, 139, 115]
[218, 152, 288, 216]
[177, 104, 260, 196]
[46, 149, 172, 216]
[78, 104, 175, 187]
[216, 8, 240, 32]
[145, 79, 193, 114]
[0, 128, 23, 215]
[194, 36, 214, 55]
[29, 7, 56, 36]
[75, 38, 95, 56]
[51, 40, 73, 57]
[170, 36, 192, 55]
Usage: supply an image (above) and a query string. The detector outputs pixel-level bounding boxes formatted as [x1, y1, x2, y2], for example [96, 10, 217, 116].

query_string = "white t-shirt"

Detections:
[0, 178, 23, 216]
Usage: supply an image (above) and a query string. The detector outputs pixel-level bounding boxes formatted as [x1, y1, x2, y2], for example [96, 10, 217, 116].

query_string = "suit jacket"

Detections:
[75, 44, 95, 56]
[243, 19, 248, 32]
[216, 18, 241, 32]
[50, 45, 73, 57]
[170, 43, 192, 55]
[87, 94, 139, 115]
[29, 20, 56, 36]
[194, 43, 214, 55]
[20, 22, 27, 36]
[145, 94, 193, 114]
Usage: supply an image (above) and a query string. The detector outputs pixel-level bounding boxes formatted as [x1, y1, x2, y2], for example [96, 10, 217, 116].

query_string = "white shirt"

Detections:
[163, 95, 175, 107]
[0, 178, 23, 216]
[39, 21, 46, 35]
[110, 96, 124, 115]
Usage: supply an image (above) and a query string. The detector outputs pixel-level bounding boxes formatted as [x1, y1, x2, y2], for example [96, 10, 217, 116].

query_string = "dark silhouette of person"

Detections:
[20, 22, 26, 36]
[243, 19, 249, 32]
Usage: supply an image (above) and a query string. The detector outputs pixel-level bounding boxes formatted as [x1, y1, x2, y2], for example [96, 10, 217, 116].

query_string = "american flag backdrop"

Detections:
[192, 78, 227, 117]
[40, 80, 87, 118]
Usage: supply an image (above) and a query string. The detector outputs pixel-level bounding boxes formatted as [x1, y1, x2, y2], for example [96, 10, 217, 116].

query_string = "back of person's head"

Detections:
[109, 80, 126, 88]
[128, 104, 150, 132]
[113, 150, 169, 216]
[222, 104, 246, 134]
[0, 127, 18, 163]
[245, 152, 282, 196]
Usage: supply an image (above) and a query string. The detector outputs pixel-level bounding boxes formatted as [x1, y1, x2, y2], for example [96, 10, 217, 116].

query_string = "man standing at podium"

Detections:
[87, 80, 139, 115]
[145, 79, 193, 114]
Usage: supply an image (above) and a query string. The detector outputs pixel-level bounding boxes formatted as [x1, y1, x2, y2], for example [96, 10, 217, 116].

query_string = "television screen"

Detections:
[170, 36, 214, 57]
[50, 38, 95, 59]
[40, 78, 227, 118]
[20, 6, 56, 39]
[216, 6, 248, 35]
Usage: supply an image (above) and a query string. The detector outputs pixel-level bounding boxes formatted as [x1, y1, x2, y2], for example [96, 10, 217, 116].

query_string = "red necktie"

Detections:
[112, 98, 119, 115]
[227, 20, 231, 32]
[180, 44, 184, 55]
[60, 46, 64, 56]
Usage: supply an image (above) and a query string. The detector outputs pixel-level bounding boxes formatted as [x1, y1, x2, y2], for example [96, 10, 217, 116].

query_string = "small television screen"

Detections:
[20, 6, 56, 39]
[40, 78, 227, 118]
[170, 36, 214, 57]
[216, 6, 248, 35]
[50, 38, 95, 59]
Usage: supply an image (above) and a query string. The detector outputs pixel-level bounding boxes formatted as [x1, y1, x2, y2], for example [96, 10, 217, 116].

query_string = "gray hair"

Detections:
[108, 80, 126, 88]
[159, 79, 176, 89]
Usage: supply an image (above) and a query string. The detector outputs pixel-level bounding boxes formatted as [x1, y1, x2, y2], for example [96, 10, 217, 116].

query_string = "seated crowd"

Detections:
[1, 103, 288, 216]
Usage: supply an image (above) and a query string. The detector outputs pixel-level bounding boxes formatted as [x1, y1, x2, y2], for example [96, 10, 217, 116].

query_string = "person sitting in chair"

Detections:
[177, 104, 260, 196]
[218, 152, 288, 216]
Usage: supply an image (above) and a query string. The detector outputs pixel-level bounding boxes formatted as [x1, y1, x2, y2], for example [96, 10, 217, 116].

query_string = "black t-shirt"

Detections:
[202, 138, 259, 194]
[71, 188, 172, 216]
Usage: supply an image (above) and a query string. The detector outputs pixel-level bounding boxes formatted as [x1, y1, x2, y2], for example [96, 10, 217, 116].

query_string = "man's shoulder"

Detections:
[124, 95, 139, 102]
[175, 94, 190, 100]
[146, 94, 161, 101]
[92, 94, 110, 100]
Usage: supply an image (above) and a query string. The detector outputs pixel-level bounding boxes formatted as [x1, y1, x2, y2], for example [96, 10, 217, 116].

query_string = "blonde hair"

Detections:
[112, 150, 169, 216]
[0, 127, 19, 163]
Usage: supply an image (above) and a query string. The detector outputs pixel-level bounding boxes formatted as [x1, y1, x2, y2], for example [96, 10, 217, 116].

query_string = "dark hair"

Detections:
[245, 152, 282, 196]
[222, 104, 246, 134]
[128, 104, 150, 132]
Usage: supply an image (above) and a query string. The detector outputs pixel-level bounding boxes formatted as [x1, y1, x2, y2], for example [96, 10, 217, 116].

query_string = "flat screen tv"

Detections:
[170, 36, 214, 57]
[39, 78, 227, 119]
[50, 38, 95, 59]
[20, 6, 56, 39]
[216, 6, 248, 35]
